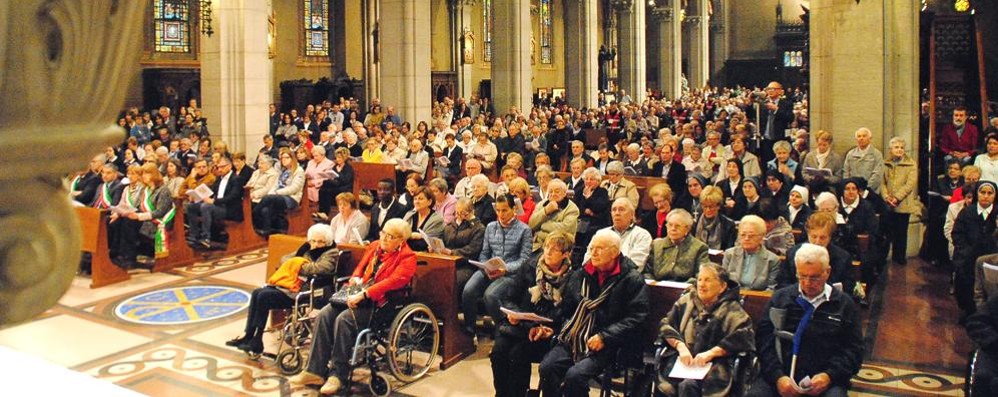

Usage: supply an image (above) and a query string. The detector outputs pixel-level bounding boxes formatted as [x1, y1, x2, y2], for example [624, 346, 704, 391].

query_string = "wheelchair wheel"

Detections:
[369, 372, 392, 397]
[276, 349, 303, 375]
[386, 303, 439, 382]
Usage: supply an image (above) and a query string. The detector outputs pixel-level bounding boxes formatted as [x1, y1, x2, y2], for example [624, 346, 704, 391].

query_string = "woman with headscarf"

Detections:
[762, 169, 791, 209]
[787, 185, 812, 230]
[953, 181, 998, 318]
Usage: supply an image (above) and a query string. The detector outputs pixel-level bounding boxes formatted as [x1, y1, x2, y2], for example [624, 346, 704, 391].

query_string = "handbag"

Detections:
[329, 284, 363, 307]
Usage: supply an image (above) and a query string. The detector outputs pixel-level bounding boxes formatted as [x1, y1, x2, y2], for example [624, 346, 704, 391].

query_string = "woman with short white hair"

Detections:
[227, 223, 341, 355]
[647, 209, 711, 282]
[722, 215, 781, 291]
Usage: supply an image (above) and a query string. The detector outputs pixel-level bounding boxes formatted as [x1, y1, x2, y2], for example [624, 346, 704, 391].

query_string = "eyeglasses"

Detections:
[380, 231, 402, 240]
[797, 274, 824, 282]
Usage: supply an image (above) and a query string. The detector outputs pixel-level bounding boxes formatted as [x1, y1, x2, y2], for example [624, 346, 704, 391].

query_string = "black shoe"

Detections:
[225, 334, 249, 347]
[199, 239, 213, 249]
[238, 336, 264, 355]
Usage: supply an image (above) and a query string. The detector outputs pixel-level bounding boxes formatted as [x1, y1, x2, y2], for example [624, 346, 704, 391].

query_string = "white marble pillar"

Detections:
[363, 0, 381, 105]
[451, 0, 475, 100]
[614, 0, 646, 102]
[652, 3, 681, 100]
[810, 0, 920, 254]
[685, 0, 709, 89]
[492, 0, 532, 113]
[709, 0, 729, 85]
[563, 0, 598, 108]
[201, 0, 272, 154]
[380, 0, 432, 124]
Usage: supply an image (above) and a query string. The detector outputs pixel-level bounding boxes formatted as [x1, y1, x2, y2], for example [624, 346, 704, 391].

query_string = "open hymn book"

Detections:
[469, 258, 507, 273]
[185, 184, 213, 203]
[500, 307, 553, 323]
[110, 201, 136, 217]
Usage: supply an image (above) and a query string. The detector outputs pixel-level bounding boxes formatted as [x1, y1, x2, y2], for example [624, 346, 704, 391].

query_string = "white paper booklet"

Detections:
[185, 183, 213, 203]
[318, 168, 339, 180]
[469, 257, 508, 273]
[668, 360, 712, 380]
[110, 202, 136, 217]
[500, 307, 554, 323]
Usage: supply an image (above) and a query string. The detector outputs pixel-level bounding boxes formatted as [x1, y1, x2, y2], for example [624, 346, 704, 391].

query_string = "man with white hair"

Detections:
[842, 127, 884, 191]
[585, 198, 652, 270]
[622, 143, 648, 176]
[748, 243, 863, 397]
[454, 159, 496, 199]
[528, 179, 580, 251]
[538, 229, 649, 397]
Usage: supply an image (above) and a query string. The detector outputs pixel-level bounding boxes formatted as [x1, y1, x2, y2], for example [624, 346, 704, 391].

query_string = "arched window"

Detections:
[483, 0, 493, 63]
[153, 0, 191, 53]
[539, 0, 552, 64]
[304, 0, 329, 57]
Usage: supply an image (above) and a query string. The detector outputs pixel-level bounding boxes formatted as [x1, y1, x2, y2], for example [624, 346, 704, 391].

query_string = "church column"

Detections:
[363, 0, 381, 105]
[380, 0, 432, 123]
[709, 0, 729, 85]
[491, 0, 532, 113]
[451, 0, 475, 100]
[563, 0, 598, 108]
[685, 0, 709, 89]
[201, 0, 273, 153]
[613, 0, 646, 102]
[810, 0, 919, 253]
[652, 2, 681, 100]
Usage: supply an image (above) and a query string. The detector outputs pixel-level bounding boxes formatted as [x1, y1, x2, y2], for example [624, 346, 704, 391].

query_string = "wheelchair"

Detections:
[650, 344, 757, 397]
[343, 292, 440, 396]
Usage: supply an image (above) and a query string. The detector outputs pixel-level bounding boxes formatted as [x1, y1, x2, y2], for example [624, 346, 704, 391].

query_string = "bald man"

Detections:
[759, 81, 794, 163]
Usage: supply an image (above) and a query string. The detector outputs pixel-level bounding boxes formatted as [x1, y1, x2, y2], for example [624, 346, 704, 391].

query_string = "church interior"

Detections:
[1, 0, 997, 396]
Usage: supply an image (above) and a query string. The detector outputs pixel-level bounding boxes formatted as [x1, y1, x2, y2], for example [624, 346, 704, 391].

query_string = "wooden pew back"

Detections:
[75, 207, 129, 288]
[641, 281, 772, 346]
[352, 162, 396, 198]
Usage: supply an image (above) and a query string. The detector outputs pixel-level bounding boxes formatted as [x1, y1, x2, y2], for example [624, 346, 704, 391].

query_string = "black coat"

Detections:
[759, 97, 795, 140]
[967, 294, 998, 356]
[789, 205, 812, 230]
[367, 198, 408, 241]
[574, 187, 611, 231]
[496, 253, 570, 338]
[556, 255, 649, 351]
[650, 159, 688, 194]
[441, 144, 464, 176]
[756, 285, 863, 388]
[953, 205, 998, 276]
[89, 180, 124, 209]
[73, 171, 102, 205]
[211, 171, 246, 221]
[640, 210, 668, 239]
[473, 194, 497, 226]
[838, 199, 879, 256]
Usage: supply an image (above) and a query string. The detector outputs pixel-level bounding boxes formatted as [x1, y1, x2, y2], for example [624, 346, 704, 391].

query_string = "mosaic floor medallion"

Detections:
[114, 286, 250, 325]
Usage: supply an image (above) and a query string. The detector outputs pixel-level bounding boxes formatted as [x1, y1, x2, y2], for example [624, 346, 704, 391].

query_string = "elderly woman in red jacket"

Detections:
[289, 218, 417, 394]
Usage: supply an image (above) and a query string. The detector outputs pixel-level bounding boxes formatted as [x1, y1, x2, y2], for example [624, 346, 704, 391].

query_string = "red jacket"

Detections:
[939, 123, 979, 156]
[352, 241, 417, 305]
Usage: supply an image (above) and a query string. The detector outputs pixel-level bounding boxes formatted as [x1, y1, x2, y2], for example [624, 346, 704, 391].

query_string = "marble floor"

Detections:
[0, 248, 974, 396]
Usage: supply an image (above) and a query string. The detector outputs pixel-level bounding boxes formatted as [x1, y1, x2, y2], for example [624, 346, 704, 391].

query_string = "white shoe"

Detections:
[319, 376, 342, 394]
[288, 371, 324, 387]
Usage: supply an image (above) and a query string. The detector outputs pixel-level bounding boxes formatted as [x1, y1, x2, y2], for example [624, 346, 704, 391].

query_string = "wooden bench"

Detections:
[76, 207, 130, 288]
[352, 162, 396, 198]
[266, 236, 475, 370]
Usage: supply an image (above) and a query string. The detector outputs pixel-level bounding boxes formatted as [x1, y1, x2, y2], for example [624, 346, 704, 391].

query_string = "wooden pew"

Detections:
[151, 199, 198, 272]
[220, 192, 267, 255]
[352, 162, 396, 198]
[266, 236, 475, 370]
[286, 182, 313, 236]
[582, 128, 607, 150]
[76, 207, 130, 288]
[641, 280, 772, 346]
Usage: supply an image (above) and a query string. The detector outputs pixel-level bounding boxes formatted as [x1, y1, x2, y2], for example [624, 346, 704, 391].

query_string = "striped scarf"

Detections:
[557, 276, 619, 361]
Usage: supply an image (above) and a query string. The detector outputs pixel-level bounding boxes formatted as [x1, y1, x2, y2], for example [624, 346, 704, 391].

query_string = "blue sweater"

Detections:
[480, 219, 533, 273]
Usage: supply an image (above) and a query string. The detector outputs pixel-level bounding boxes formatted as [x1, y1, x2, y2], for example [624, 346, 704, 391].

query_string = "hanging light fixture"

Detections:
[200, 0, 214, 36]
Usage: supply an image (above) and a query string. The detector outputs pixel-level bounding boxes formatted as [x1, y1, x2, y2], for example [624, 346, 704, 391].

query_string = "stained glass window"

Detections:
[304, 0, 329, 57]
[154, 0, 191, 53]
[539, 0, 552, 64]
[483, 0, 493, 63]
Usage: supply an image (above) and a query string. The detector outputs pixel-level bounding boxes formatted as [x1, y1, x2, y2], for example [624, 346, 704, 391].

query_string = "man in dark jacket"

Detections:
[539, 229, 649, 397]
[758, 81, 795, 163]
[966, 294, 998, 396]
[748, 243, 863, 397]
[779, 212, 856, 295]
[185, 156, 244, 248]
[367, 179, 408, 241]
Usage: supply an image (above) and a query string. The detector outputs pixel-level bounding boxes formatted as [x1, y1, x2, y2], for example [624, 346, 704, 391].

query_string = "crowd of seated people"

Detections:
[77, 87, 998, 395]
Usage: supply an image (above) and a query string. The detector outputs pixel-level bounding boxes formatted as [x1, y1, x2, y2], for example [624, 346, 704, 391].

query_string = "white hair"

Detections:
[306, 224, 334, 244]
[591, 228, 623, 252]
[666, 208, 694, 227]
[854, 127, 872, 138]
[470, 173, 490, 187]
[739, 215, 767, 235]
[794, 243, 831, 270]
[814, 192, 838, 209]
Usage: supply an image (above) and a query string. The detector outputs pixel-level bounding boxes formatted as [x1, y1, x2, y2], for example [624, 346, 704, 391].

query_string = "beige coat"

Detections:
[528, 199, 580, 251]
[880, 155, 919, 214]
[601, 178, 640, 209]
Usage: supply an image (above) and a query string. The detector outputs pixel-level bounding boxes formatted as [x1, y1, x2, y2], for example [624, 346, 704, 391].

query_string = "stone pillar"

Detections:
[652, 3, 681, 100]
[451, 0, 475, 100]
[709, 0, 729, 85]
[0, 1, 146, 325]
[201, 0, 273, 154]
[614, 0, 646, 102]
[363, 0, 381, 105]
[810, 0, 920, 254]
[685, 0, 709, 89]
[380, 0, 432, 124]
[492, 0, 532, 113]
[563, 0, 598, 108]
